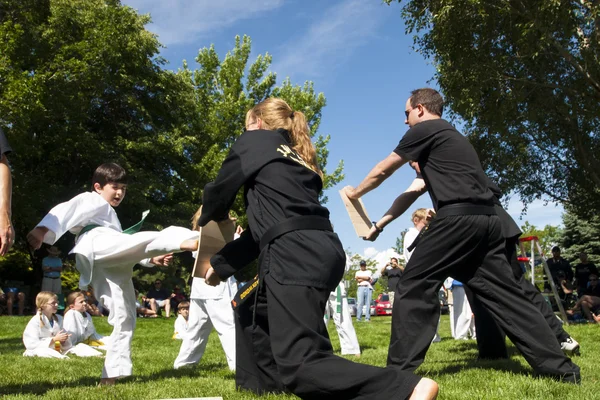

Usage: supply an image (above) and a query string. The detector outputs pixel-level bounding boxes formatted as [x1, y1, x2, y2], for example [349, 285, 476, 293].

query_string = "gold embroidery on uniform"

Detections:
[276, 144, 316, 173]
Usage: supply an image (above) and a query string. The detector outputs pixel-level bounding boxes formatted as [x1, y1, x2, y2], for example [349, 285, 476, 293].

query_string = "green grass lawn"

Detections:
[0, 314, 598, 399]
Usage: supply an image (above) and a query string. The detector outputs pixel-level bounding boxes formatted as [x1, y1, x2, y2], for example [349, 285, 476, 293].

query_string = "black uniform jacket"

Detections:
[200, 128, 345, 290]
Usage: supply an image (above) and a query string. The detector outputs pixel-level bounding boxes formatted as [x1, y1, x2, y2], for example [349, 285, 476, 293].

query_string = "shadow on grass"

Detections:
[0, 364, 234, 396]
[432, 341, 529, 377]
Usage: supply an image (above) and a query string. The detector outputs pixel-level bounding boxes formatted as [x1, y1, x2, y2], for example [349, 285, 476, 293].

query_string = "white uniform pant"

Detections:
[173, 297, 236, 371]
[449, 286, 476, 340]
[41, 277, 62, 294]
[84, 226, 198, 379]
[324, 293, 360, 355]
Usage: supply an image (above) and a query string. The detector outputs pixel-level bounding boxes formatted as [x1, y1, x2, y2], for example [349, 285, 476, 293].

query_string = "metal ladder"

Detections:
[517, 235, 570, 325]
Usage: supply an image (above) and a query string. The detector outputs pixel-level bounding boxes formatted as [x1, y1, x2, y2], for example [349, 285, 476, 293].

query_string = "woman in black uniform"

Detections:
[199, 98, 438, 400]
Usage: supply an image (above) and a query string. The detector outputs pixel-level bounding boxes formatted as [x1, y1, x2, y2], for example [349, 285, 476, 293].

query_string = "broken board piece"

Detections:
[339, 189, 373, 238]
[191, 214, 236, 279]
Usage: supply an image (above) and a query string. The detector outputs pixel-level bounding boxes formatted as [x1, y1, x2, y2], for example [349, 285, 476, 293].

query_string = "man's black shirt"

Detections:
[394, 119, 494, 210]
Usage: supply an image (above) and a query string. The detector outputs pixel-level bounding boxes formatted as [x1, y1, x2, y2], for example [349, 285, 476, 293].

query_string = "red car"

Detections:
[375, 293, 393, 316]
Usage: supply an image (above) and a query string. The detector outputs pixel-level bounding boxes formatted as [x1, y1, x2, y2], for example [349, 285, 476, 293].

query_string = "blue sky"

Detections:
[122, 0, 564, 265]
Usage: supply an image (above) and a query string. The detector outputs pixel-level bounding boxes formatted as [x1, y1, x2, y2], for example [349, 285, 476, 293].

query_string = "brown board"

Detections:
[339, 189, 373, 237]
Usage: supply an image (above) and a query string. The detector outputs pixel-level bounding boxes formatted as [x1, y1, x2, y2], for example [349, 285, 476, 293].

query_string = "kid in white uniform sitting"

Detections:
[27, 163, 199, 385]
[23, 291, 72, 359]
[173, 301, 190, 339]
[63, 291, 108, 354]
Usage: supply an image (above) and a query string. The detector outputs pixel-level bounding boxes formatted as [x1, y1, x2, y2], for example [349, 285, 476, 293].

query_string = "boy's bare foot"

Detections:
[409, 378, 438, 400]
[180, 239, 198, 252]
[99, 378, 116, 386]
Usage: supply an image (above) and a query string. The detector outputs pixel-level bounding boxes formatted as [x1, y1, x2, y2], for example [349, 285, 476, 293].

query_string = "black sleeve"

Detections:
[0, 127, 12, 156]
[210, 228, 260, 280]
[198, 131, 277, 227]
[393, 123, 435, 161]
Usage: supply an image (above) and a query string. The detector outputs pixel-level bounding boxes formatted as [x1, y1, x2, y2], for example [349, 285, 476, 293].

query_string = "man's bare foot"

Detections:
[409, 378, 438, 400]
[180, 238, 198, 252]
[99, 378, 116, 386]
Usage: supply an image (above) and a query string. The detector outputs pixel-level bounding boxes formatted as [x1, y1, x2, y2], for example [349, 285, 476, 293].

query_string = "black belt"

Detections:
[406, 203, 496, 252]
[259, 216, 333, 251]
[436, 203, 496, 219]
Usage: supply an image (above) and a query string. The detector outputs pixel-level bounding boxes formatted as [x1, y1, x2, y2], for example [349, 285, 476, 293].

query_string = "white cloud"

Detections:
[272, 0, 387, 78]
[362, 247, 402, 268]
[505, 197, 564, 229]
[122, 0, 284, 45]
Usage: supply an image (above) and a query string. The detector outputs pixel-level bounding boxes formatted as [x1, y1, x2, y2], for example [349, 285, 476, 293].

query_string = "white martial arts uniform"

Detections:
[404, 226, 441, 343]
[173, 275, 237, 370]
[63, 309, 109, 354]
[23, 312, 72, 358]
[324, 281, 360, 355]
[173, 314, 188, 340]
[35, 191, 198, 378]
[445, 278, 476, 340]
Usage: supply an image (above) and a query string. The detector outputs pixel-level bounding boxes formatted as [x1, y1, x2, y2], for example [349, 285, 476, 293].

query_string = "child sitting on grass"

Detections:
[63, 291, 107, 355]
[173, 301, 190, 339]
[23, 291, 72, 359]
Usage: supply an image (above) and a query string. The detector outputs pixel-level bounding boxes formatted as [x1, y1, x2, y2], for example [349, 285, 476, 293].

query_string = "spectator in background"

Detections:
[84, 285, 104, 317]
[170, 285, 187, 310]
[574, 252, 598, 296]
[134, 289, 157, 318]
[380, 257, 402, 306]
[546, 246, 574, 293]
[569, 273, 600, 323]
[0, 286, 25, 316]
[173, 301, 190, 340]
[146, 279, 172, 317]
[41, 246, 63, 294]
[0, 125, 14, 256]
[355, 260, 373, 322]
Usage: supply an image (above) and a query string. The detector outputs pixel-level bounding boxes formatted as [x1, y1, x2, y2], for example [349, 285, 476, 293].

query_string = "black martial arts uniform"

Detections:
[200, 128, 421, 399]
[389, 119, 580, 382]
[465, 182, 574, 360]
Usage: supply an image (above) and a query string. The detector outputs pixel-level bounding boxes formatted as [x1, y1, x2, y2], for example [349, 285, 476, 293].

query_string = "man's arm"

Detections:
[345, 152, 407, 199]
[363, 178, 428, 242]
[0, 154, 13, 255]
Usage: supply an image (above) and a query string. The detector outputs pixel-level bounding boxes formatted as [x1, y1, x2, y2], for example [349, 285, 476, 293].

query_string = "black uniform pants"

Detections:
[467, 237, 570, 359]
[236, 273, 421, 399]
[388, 214, 579, 379]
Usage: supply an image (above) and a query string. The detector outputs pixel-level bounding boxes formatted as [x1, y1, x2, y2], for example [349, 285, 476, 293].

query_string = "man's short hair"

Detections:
[359, 260, 367, 266]
[552, 246, 561, 253]
[91, 163, 127, 190]
[410, 88, 444, 117]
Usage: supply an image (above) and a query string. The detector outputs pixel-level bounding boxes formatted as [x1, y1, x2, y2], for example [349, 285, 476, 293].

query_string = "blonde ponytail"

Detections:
[246, 98, 323, 178]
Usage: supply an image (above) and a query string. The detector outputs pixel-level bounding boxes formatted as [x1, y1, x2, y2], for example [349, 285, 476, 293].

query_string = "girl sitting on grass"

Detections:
[63, 291, 108, 355]
[23, 291, 72, 359]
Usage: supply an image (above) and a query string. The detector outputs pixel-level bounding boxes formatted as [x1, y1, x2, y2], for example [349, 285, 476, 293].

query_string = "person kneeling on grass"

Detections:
[27, 162, 199, 385]
[63, 291, 108, 356]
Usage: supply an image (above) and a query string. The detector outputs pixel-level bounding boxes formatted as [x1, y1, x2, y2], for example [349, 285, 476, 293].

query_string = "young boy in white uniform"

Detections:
[173, 301, 190, 340]
[27, 163, 199, 385]
[324, 280, 360, 356]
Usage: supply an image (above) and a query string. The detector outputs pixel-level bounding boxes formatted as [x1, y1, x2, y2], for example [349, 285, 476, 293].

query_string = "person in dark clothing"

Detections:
[569, 273, 600, 322]
[345, 88, 580, 383]
[465, 180, 580, 359]
[546, 247, 574, 293]
[146, 279, 173, 317]
[199, 98, 438, 400]
[574, 253, 598, 296]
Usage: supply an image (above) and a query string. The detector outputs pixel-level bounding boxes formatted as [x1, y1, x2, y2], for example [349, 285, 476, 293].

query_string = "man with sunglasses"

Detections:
[345, 88, 581, 384]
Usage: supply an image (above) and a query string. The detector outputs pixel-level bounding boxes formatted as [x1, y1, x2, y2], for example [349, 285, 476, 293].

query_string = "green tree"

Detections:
[559, 208, 600, 265]
[0, 2, 343, 288]
[385, 0, 600, 215]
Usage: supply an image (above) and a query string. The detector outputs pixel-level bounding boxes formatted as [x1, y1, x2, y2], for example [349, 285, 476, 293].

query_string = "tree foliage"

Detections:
[559, 208, 600, 265]
[0, 1, 343, 286]
[520, 220, 563, 256]
[387, 0, 600, 215]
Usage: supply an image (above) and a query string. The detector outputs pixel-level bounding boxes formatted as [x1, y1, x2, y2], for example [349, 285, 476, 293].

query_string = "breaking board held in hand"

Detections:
[339, 189, 373, 238]
[191, 215, 236, 279]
